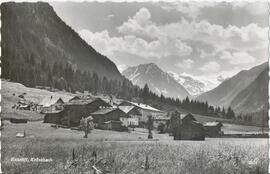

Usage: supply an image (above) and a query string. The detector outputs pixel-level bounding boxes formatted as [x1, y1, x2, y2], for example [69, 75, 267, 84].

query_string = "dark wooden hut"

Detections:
[203, 122, 223, 137]
[173, 113, 205, 140]
[44, 110, 64, 124]
[91, 108, 126, 125]
[91, 108, 128, 131]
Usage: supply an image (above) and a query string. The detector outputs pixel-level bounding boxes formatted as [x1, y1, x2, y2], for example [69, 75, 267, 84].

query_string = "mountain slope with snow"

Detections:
[168, 72, 220, 96]
[122, 63, 190, 99]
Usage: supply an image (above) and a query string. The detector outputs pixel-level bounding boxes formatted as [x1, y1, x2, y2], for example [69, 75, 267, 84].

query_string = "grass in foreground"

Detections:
[2, 137, 268, 174]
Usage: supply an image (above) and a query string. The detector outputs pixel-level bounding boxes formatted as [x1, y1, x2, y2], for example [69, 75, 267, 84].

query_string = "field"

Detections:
[1, 121, 269, 174]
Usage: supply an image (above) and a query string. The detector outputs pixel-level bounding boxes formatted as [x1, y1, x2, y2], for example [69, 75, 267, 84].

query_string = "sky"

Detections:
[50, 1, 269, 84]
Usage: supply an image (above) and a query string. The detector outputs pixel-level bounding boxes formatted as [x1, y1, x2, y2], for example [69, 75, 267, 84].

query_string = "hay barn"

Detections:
[203, 122, 223, 137]
[180, 113, 205, 140]
[44, 110, 64, 124]
[91, 108, 127, 125]
[173, 113, 205, 140]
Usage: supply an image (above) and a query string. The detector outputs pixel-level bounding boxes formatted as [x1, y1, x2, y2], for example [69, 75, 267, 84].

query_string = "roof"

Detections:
[44, 110, 63, 114]
[118, 106, 136, 114]
[85, 116, 93, 121]
[203, 122, 223, 127]
[65, 98, 110, 106]
[180, 113, 195, 121]
[39, 96, 64, 107]
[69, 95, 94, 101]
[65, 98, 95, 105]
[192, 121, 204, 126]
[91, 108, 118, 115]
[104, 120, 122, 124]
[120, 101, 162, 112]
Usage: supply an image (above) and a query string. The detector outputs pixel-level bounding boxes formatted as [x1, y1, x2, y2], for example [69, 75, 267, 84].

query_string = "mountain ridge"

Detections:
[1, 2, 123, 81]
[122, 63, 190, 99]
[196, 62, 268, 113]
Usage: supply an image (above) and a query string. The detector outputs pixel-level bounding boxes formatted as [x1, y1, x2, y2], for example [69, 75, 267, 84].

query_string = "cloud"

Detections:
[220, 51, 256, 65]
[175, 59, 194, 69]
[232, 2, 268, 15]
[116, 8, 267, 62]
[159, 2, 217, 20]
[117, 8, 161, 39]
[104, 14, 115, 20]
[200, 61, 221, 73]
[79, 7, 267, 80]
[79, 29, 192, 59]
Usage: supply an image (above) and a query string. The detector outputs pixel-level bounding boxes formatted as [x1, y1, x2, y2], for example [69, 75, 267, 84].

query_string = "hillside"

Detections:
[122, 63, 190, 99]
[1, 2, 123, 81]
[1, 80, 75, 120]
[196, 62, 268, 110]
[230, 66, 268, 113]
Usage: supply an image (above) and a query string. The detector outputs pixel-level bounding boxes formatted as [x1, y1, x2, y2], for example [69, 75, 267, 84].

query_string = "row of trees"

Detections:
[1, 51, 166, 104]
[236, 110, 268, 125]
[2, 50, 237, 120]
[175, 97, 236, 119]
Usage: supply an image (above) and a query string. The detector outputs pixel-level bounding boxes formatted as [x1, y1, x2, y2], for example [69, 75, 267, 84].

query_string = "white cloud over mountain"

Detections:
[76, 4, 268, 86]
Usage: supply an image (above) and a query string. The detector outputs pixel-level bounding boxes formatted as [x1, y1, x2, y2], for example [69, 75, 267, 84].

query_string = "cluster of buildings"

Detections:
[39, 95, 223, 139]
[41, 95, 166, 131]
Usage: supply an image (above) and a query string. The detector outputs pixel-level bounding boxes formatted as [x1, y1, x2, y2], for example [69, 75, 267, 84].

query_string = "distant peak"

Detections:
[139, 62, 158, 68]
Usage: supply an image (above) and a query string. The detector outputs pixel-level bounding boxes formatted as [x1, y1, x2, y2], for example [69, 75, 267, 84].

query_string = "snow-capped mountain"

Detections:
[122, 63, 190, 99]
[168, 72, 219, 96]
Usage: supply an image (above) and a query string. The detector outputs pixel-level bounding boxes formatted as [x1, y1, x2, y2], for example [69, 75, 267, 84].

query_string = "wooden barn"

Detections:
[91, 108, 127, 125]
[172, 113, 205, 140]
[44, 110, 64, 124]
[203, 122, 223, 137]
[61, 98, 111, 127]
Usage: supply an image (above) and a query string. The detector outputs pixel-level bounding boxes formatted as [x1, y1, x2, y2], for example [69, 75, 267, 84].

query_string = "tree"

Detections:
[147, 115, 153, 139]
[170, 110, 181, 140]
[160, 93, 165, 103]
[142, 84, 150, 103]
[226, 107, 235, 119]
[157, 123, 166, 134]
[221, 107, 226, 118]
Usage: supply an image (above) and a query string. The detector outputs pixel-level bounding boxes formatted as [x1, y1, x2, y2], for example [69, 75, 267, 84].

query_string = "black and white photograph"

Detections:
[0, 0, 269, 173]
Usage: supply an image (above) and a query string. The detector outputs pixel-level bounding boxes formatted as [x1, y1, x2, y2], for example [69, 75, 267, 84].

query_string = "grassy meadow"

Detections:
[1, 121, 269, 174]
[2, 137, 268, 174]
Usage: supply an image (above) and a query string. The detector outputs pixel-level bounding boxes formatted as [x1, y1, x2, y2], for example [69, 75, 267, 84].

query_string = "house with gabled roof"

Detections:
[90, 107, 129, 130]
[118, 101, 166, 124]
[39, 96, 65, 113]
